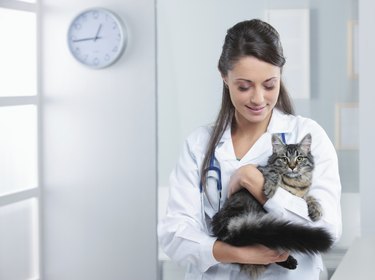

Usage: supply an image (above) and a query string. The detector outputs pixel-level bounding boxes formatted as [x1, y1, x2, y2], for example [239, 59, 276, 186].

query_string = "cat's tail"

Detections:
[221, 213, 333, 254]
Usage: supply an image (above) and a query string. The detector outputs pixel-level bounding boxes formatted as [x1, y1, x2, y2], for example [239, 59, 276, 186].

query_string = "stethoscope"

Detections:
[199, 132, 286, 229]
[199, 153, 222, 232]
[199, 154, 223, 211]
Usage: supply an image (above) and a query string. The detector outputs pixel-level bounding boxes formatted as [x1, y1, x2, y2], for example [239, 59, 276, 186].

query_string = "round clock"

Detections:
[67, 8, 127, 69]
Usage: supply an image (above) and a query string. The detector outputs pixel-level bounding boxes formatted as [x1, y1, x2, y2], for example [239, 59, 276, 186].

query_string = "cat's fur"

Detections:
[211, 133, 333, 278]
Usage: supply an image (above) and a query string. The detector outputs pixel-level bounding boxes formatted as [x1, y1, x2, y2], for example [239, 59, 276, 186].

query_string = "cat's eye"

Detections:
[296, 156, 304, 161]
[281, 157, 289, 163]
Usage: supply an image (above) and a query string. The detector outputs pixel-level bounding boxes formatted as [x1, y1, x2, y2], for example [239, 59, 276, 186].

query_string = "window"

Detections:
[0, 0, 40, 279]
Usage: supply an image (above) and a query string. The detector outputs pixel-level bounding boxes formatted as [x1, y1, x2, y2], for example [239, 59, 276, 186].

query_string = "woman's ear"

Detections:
[222, 77, 228, 88]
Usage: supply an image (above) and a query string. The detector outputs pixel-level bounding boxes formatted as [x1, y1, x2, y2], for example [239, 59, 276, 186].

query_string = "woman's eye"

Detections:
[264, 86, 275, 91]
[238, 87, 249, 92]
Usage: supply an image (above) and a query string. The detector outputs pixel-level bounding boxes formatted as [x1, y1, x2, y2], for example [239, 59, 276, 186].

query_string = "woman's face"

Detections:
[224, 56, 281, 126]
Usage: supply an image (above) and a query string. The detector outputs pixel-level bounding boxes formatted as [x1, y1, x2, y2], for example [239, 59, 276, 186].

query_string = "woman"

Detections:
[158, 19, 342, 280]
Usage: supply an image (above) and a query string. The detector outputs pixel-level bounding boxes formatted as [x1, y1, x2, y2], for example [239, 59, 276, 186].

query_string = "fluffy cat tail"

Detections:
[221, 214, 333, 254]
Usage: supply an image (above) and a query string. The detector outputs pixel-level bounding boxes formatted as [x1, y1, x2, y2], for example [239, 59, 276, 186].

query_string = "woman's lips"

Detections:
[245, 105, 266, 114]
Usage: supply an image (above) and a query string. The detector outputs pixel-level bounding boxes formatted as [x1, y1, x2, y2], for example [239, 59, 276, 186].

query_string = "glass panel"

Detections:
[0, 199, 39, 280]
[0, 8, 36, 96]
[0, 105, 37, 195]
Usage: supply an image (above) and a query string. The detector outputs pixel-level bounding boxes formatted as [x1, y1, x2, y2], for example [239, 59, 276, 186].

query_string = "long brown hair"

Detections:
[200, 19, 295, 188]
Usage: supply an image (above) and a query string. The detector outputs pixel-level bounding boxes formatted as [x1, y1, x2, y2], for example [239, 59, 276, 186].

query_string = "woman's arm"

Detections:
[213, 240, 289, 265]
[227, 164, 267, 204]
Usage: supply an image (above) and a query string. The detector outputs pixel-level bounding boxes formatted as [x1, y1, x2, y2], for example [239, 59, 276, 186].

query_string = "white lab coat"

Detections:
[158, 109, 342, 280]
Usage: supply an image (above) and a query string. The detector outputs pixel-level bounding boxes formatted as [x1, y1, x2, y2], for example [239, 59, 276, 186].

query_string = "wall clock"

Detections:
[67, 8, 127, 69]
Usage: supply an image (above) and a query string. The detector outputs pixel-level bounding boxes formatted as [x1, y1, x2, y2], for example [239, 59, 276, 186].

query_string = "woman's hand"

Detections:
[213, 240, 289, 265]
[237, 244, 290, 265]
[227, 164, 267, 205]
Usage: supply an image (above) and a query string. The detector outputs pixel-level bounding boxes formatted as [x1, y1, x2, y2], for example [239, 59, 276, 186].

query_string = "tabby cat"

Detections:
[211, 133, 333, 279]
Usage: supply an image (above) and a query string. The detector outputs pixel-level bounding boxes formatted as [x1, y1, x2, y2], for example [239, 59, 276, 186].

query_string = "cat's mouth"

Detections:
[284, 172, 299, 178]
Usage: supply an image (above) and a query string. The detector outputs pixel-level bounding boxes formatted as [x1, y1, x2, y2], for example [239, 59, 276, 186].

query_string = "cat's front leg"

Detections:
[261, 169, 280, 199]
[305, 195, 323, 221]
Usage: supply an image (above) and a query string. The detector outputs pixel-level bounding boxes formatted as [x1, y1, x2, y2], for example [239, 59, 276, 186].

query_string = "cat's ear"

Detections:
[299, 133, 312, 154]
[271, 134, 285, 153]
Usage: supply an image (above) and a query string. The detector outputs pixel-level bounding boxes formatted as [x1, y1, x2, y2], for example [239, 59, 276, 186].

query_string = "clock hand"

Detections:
[94, 24, 103, 42]
[72, 36, 103, 43]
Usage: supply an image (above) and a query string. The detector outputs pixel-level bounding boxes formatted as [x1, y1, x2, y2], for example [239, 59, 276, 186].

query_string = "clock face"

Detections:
[67, 8, 127, 69]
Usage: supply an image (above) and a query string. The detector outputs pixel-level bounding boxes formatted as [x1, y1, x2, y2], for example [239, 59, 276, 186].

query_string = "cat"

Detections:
[211, 133, 333, 279]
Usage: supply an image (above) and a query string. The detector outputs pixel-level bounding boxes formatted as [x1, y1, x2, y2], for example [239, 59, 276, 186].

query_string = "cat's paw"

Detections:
[305, 195, 323, 221]
[263, 183, 278, 199]
[262, 174, 280, 199]
[276, 255, 298, 270]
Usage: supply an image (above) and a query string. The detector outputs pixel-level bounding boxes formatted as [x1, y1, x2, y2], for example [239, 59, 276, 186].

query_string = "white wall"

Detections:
[359, 0, 375, 236]
[41, 1, 157, 279]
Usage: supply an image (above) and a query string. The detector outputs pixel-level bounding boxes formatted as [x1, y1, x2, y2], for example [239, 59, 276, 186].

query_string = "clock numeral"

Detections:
[93, 57, 99, 66]
[74, 22, 81, 30]
[75, 47, 81, 55]
[112, 46, 118, 53]
[104, 54, 110, 61]
[92, 11, 99, 19]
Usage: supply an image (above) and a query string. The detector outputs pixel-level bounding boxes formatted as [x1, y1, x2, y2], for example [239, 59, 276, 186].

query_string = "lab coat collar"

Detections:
[215, 108, 294, 162]
[266, 108, 294, 134]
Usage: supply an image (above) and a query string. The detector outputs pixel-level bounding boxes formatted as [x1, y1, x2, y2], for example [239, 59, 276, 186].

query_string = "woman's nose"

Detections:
[250, 87, 265, 104]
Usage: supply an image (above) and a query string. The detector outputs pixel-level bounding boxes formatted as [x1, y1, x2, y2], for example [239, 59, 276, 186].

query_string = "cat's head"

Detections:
[269, 133, 314, 177]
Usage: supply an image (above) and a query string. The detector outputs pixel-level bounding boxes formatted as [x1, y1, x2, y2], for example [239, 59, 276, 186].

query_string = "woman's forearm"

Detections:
[234, 165, 267, 205]
[213, 240, 242, 264]
[212, 240, 290, 265]
[240, 168, 267, 205]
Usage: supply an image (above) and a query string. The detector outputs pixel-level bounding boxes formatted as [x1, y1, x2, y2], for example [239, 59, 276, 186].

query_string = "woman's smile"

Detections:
[245, 105, 266, 114]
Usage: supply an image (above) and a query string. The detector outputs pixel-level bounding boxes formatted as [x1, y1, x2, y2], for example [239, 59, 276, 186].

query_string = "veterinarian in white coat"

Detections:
[158, 19, 342, 280]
